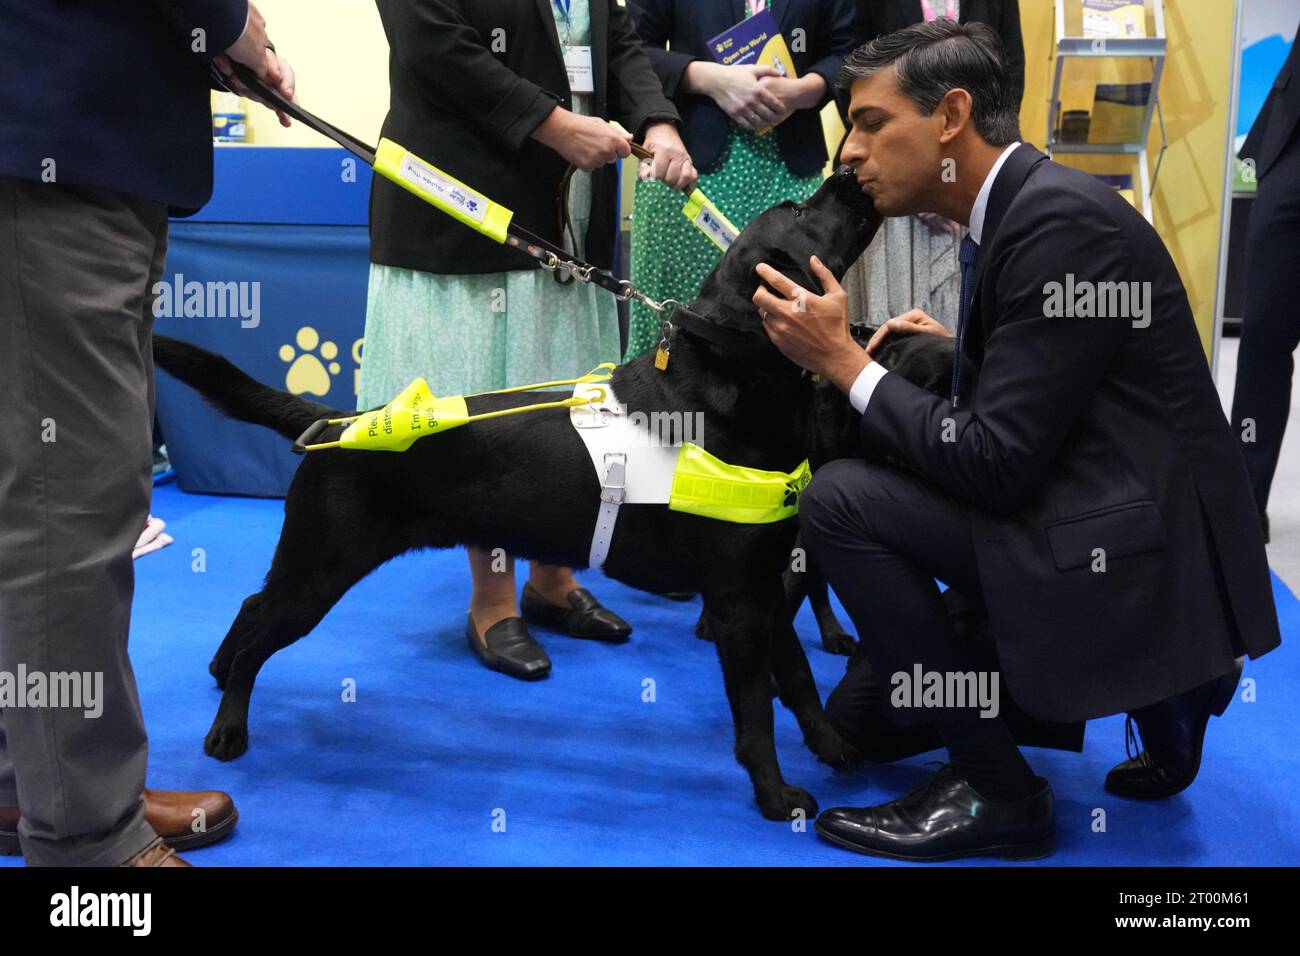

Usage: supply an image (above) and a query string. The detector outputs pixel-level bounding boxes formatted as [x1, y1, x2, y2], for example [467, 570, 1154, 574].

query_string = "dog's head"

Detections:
[689, 165, 882, 331]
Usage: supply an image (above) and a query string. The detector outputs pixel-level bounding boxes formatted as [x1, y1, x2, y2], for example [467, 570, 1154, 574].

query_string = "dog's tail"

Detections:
[153, 335, 346, 441]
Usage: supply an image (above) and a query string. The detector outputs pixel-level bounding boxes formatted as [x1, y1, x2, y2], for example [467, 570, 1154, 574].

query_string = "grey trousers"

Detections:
[0, 177, 165, 866]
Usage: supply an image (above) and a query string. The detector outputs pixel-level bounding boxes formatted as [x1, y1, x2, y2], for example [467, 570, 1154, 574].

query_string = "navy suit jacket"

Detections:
[860, 145, 1280, 722]
[626, 0, 856, 177]
[1239, 28, 1300, 181]
[0, 0, 248, 215]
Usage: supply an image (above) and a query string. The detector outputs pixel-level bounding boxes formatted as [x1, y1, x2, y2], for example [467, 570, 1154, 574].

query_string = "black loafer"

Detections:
[520, 582, 632, 642]
[466, 613, 551, 680]
[1104, 659, 1243, 800]
[815, 766, 1056, 862]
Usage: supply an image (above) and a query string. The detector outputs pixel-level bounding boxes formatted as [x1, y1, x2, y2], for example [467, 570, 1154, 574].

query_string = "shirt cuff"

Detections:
[848, 361, 889, 415]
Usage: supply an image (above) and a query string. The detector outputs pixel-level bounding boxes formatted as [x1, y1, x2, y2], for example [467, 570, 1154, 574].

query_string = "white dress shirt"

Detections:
[848, 141, 1022, 414]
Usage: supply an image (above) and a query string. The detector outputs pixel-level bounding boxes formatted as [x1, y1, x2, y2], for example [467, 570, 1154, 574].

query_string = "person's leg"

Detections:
[0, 178, 163, 866]
[1230, 139, 1300, 521]
[799, 457, 1038, 801]
[467, 545, 519, 637]
[824, 646, 943, 763]
[526, 563, 583, 605]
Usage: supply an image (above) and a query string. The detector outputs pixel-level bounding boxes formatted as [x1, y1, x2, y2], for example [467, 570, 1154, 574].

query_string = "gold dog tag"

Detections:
[654, 346, 671, 371]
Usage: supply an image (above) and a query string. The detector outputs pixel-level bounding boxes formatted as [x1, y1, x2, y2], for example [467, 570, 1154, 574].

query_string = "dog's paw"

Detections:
[820, 629, 856, 657]
[758, 784, 819, 822]
[204, 721, 249, 761]
[811, 725, 863, 772]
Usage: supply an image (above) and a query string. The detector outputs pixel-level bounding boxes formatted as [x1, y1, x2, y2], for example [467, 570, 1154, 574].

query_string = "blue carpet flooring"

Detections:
[5, 482, 1298, 867]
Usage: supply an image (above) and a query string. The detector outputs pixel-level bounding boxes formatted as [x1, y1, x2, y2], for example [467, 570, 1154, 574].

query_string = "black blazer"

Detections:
[854, 0, 1025, 110]
[1239, 28, 1300, 181]
[370, 0, 679, 276]
[859, 145, 1281, 723]
[0, 0, 248, 215]
[626, 0, 856, 178]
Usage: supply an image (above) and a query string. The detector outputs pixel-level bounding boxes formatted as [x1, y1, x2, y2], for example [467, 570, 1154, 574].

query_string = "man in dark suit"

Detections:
[0, 0, 293, 866]
[1232, 27, 1300, 542]
[754, 19, 1280, 861]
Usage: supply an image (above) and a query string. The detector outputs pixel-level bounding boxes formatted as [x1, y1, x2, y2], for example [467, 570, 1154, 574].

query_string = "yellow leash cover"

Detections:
[373, 139, 514, 244]
[681, 189, 741, 252]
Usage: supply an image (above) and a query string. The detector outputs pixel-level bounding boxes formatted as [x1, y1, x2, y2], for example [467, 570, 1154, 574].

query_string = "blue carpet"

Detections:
[5, 482, 1299, 867]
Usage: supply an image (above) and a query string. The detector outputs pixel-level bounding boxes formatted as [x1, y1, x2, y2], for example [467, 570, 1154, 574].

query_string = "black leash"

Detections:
[224, 62, 664, 309]
[223, 64, 791, 368]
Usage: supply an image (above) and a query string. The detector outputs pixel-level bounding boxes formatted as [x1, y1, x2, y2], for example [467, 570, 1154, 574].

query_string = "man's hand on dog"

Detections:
[864, 309, 952, 356]
[754, 256, 871, 394]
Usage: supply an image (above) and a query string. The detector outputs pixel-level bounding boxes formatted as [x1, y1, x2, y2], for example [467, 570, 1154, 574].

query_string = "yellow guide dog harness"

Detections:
[296, 371, 811, 570]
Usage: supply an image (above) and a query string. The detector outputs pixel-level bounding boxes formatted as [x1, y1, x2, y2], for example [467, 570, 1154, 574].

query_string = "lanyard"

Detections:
[746, 0, 767, 18]
[920, 0, 957, 22]
[554, 0, 572, 41]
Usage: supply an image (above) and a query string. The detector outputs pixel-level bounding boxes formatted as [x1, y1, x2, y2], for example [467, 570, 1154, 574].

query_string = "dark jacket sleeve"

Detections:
[607, 0, 683, 134]
[627, 0, 698, 99]
[858, 204, 1132, 516]
[852, 0, 875, 45]
[376, 0, 559, 151]
[805, 0, 857, 105]
[998, 0, 1026, 112]
[151, 0, 249, 58]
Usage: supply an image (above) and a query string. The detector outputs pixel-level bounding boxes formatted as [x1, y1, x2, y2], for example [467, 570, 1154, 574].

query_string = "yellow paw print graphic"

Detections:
[280, 327, 341, 396]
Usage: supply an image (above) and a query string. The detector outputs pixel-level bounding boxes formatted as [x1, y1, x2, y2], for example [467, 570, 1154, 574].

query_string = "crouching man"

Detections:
[754, 20, 1280, 861]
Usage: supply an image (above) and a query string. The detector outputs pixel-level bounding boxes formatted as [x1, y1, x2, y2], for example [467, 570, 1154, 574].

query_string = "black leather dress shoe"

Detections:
[466, 614, 551, 680]
[1105, 659, 1242, 800]
[815, 766, 1056, 862]
[520, 582, 632, 642]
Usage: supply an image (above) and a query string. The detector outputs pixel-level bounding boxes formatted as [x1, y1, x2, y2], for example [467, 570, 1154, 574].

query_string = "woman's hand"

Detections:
[639, 123, 698, 192]
[532, 108, 632, 171]
[757, 74, 827, 125]
[864, 309, 951, 358]
[685, 61, 785, 131]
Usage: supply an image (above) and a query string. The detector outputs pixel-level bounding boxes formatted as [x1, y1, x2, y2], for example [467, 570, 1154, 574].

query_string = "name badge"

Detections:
[564, 45, 595, 94]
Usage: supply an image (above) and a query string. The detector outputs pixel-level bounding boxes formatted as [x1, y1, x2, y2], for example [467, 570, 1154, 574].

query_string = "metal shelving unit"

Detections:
[1046, 0, 1169, 223]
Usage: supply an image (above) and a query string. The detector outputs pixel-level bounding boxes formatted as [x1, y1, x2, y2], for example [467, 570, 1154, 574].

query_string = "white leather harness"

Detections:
[569, 380, 681, 571]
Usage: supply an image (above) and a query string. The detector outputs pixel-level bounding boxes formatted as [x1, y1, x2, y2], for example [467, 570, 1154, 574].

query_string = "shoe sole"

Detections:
[814, 821, 1057, 862]
[0, 807, 238, 857]
[162, 807, 239, 852]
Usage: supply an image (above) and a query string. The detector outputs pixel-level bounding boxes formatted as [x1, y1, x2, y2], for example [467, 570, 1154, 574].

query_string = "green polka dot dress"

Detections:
[625, 125, 824, 362]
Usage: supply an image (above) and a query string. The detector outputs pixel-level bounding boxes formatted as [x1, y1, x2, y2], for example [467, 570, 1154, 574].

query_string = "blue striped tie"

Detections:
[951, 234, 979, 407]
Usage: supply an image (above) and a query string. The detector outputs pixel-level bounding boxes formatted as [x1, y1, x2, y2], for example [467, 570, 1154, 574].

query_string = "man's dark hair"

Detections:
[837, 19, 1021, 147]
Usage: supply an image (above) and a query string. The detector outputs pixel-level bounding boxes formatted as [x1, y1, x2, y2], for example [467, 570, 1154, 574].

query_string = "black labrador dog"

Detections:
[153, 166, 954, 821]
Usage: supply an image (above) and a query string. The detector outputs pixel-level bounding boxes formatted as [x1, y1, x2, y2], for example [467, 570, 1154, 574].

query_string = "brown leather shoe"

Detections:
[0, 787, 237, 856]
[141, 787, 239, 850]
[120, 836, 192, 867]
